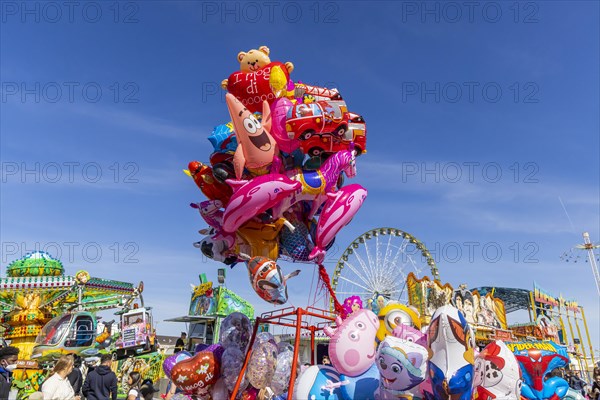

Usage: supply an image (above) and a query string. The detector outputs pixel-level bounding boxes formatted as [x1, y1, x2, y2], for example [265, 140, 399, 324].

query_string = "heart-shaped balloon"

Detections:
[163, 351, 192, 380]
[171, 351, 220, 396]
[226, 61, 290, 113]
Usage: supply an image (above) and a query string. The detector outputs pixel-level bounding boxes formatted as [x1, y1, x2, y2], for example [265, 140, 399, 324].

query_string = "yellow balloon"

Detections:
[376, 303, 421, 343]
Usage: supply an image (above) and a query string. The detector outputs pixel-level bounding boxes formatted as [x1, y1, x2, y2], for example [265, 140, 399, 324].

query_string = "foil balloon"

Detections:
[221, 346, 248, 392]
[225, 61, 292, 113]
[247, 339, 278, 389]
[171, 351, 219, 397]
[185, 161, 233, 205]
[241, 386, 259, 400]
[376, 336, 428, 399]
[473, 340, 521, 400]
[426, 305, 475, 400]
[341, 295, 363, 320]
[222, 173, 301, 233]
[171, 394, 192, 400]
[309, 183, 367, 263]
[514, 345, 569, 400]
[226, 94, 278, 178]
[270, 97, 299, 153]
[246, 256, 300, 305]
[163, 351, 192, 380]
[294, 365, 342, 400]
[219, 312, 252, 352]
[376, 303, 422, 343]
[339, 362, 380, 400]
[323, 309, 379, 377]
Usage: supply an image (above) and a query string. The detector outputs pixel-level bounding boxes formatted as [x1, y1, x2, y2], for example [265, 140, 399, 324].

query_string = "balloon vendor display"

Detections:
[187, 45, 368, 307]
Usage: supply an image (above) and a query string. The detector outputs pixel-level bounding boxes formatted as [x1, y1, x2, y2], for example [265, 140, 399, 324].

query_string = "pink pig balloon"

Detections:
[323, 309, 379, 377]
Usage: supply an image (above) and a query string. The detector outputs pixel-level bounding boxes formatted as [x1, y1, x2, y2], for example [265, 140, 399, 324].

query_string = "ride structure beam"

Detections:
[230, 306, 336, 400]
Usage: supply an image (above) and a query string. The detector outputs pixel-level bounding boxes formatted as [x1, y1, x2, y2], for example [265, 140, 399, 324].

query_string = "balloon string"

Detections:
[317, 263, 343, 315]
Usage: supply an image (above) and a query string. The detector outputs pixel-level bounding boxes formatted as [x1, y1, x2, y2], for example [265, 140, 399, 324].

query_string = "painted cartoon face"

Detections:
[242, 113, 272, 152]
[376, 337, 427, 392]
[326, 309, 379, 376]
[475, 340, 522, 399]
[427, 305, 475, 399]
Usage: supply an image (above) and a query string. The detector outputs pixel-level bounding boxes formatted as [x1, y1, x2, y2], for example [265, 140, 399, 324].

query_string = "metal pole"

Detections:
[573, 309, 590, 378]
[579, 306, 596, 365]
[310, 327, 315, 365]
[287, 308, 304, 400]
[582, 232, 600, 296]
[565, 308, 577, 361]
[529, 291, 537, 320]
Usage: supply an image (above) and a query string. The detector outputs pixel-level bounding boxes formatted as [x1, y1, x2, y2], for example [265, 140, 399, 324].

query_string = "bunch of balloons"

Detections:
[164, 312, 300, 400]
[187, 45, 368, 305]
[294, 298, 530, 400]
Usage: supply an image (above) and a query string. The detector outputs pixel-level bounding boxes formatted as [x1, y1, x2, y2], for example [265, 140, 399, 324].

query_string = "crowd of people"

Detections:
[1, 347, 158, 400]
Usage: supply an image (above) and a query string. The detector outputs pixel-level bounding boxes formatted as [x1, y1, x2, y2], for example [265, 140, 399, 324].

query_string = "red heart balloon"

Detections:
[171, 351, 219, 396]
[226, 61, 290, 113]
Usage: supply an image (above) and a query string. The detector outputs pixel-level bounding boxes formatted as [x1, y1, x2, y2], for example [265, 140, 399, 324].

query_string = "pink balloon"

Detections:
[269, 98, 299, 154]
[222, 174, 301, 233]
[323, 309, 379, 377]
[309, 184, 368, 263]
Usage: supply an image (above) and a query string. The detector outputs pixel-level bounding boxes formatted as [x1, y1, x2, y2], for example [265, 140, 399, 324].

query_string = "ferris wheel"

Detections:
[330, 227, 439, 310]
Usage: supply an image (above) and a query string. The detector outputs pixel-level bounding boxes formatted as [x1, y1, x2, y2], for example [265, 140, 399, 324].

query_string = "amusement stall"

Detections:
[0, 251, 152, 398]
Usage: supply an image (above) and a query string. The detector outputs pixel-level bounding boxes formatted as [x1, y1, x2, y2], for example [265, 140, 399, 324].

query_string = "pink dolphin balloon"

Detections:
[221, 174, 302, 233]
[323, 309, 379, 377]
[309, 184, 368, 263]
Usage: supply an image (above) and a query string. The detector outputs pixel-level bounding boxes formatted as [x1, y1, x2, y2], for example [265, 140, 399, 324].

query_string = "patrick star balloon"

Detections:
[309, 183, 368, 263]
[226, 93, 278, 179]
[324, 308, 379, 377]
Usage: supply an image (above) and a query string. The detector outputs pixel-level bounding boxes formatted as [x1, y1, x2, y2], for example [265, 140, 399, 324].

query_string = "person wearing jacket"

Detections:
[41, 354, 80, 400]
[68, 355, 83, 397]
[82, 354, 117, 400]
[0, 346, 19, 400]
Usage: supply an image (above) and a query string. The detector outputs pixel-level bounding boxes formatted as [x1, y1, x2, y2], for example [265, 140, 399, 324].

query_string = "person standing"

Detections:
[82, 354, 117, 400]
[0, 346, 19, 400]
[42, 354, 80, 400]
[126, 371, 142, 400]
[68, 355, 83, 397]
[174, 332, 186, 353]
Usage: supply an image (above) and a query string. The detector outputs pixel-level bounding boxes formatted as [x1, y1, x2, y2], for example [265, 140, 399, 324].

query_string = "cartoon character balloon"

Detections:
[514, 346, 569, 400]
[426, 305, 475, 400]
[171, 351, 219, 397]
[376, 336, 428, 399]
[474, 340, 521, 400]
[226, 94, 278, 179]
[342, 296, 363, 319]
[324, 309, 379, 377]
[246, 256, 300, 305]
[376, 302, 422, 343]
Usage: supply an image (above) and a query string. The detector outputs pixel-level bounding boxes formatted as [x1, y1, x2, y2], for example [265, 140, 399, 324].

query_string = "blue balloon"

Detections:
[339, 363, 379, 400]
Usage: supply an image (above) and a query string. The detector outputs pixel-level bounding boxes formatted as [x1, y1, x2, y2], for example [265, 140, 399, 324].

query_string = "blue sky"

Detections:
[1, 2, 599, 350]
